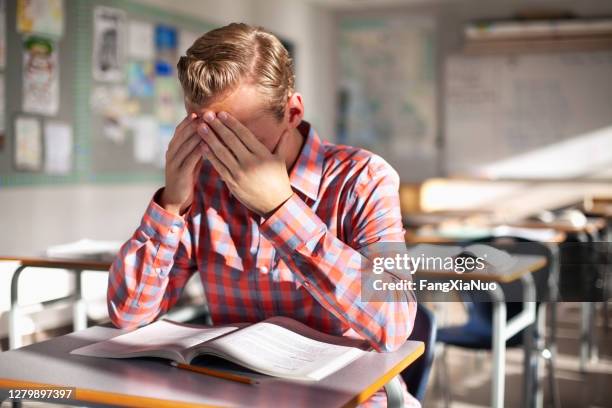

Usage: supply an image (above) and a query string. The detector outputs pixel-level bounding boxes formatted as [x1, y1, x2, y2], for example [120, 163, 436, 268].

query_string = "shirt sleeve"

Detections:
[260, 157, 417, 352]
[107, 188, 197, 329]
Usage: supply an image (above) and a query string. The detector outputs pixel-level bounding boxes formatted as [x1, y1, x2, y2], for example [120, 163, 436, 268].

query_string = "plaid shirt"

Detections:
[108, 120, 416, 355]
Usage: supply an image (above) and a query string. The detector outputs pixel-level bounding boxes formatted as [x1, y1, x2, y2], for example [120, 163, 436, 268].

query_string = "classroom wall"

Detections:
[335, 0, 612, 178]
[0, 0, 336, 254]
[0, 0, 336, 340]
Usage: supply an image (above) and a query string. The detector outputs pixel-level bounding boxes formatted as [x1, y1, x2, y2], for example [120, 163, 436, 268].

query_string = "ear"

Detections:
[285, 92, 304, 128]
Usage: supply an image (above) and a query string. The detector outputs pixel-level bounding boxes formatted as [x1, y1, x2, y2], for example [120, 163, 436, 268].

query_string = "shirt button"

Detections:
[260, 266, 269, 274]
[303, 281, 311, 288]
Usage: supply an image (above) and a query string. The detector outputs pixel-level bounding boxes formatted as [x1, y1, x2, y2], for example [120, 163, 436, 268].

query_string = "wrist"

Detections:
[158, 188, 182, 215]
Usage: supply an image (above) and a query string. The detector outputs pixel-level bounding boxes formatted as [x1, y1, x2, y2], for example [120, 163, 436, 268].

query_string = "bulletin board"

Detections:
[0, 0, 216, 187]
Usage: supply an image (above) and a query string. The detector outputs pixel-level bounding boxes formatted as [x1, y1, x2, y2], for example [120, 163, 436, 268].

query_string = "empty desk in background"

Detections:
[0, 325, 424, 408]
[0, 254, 111, 350]
[508, 217, 607, 370]
[414, 253, 547, 408]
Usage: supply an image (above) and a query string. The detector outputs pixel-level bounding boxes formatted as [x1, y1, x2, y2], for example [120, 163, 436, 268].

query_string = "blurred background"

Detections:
[0, 0, 611, 407]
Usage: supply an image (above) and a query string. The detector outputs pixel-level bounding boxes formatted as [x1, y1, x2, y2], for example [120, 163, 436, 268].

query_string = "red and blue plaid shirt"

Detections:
[108, 121, 417, 393]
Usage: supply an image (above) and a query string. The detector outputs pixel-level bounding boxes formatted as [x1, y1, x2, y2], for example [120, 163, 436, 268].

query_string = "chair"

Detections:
[436, 236, 560, 408]
[400, 303, 437, 403]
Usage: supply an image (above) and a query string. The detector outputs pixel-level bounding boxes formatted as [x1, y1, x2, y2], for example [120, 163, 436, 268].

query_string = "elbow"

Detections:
[373, 301, 417, 353]
[106, 288, 155, 330]
[107, 298, 142, 329]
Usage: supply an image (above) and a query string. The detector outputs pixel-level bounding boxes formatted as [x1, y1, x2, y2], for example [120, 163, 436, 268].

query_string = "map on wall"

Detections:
[337, 17, 437, 179]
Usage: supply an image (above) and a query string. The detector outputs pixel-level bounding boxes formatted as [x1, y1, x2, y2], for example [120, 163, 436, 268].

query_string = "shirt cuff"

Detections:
[139, 188, 187, 246]
[260, 193, 326, 254]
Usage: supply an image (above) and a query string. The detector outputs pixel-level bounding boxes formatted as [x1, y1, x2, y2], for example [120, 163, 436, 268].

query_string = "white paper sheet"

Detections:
[127, 20, 154, 60]
[132, 115, 157, 163]
[15, 116, 42, 171]
[44, 121, 72, 174]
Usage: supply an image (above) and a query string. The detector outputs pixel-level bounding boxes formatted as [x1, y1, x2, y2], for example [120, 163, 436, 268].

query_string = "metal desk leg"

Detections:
[72, 269, 88, 331]
[520, 273, 537, 408]
[491, 287, 507, 408]
[9, 265, 28, 350]
[384, 375, 405, 408]
[580, 303, 590, 372]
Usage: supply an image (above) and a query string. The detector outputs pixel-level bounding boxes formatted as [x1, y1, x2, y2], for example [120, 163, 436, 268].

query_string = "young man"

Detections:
[108, 23, 418, 407]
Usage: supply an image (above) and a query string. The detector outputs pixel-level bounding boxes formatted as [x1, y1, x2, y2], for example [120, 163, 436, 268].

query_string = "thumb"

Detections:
[273, 130, 292, 159]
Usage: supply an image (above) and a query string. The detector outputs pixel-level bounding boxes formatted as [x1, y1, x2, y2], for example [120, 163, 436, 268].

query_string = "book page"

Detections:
[71, 320, 239, 363]
[202, 320, 366, 381]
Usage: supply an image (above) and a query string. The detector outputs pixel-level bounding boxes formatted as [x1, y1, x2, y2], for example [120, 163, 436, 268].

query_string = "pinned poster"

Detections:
[0, 0, 6, 68]
[127, 20, 154, 60]
[131, 115, 158, 163]
[14, 116, 42, 171]
[92, 6, 126, 82]
[23, 36, 59, 116]
[179, 30, 199, 56]
[44, 121, 73, 174]
[17, 0, 64, 38]
[155, 24, 177, 76]
[127, 61, 154, 98]
[155, 76, 180, 125]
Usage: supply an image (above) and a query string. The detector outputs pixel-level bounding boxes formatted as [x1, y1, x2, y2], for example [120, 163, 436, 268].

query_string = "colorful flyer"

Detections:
[17, 0, 64, 37]
[127, 61, 154, 98]
[14, 116, 42, 171]
[155, 24, 177, 76]
[92, 6, 126, 82]
[155, 76, 181, 125]
[23, 36, 59, 116]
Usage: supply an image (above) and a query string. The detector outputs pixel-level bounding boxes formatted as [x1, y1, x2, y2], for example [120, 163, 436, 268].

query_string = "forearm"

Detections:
[107, 189, 195, 328]
[261, 194, 416, 352]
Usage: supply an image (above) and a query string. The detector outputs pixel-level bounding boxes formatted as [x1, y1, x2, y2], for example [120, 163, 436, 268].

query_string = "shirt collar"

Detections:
[289, 121, 324, 202]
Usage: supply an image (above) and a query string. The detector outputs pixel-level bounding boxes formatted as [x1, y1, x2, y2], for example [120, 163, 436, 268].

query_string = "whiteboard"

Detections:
[445, 51, 612, 178]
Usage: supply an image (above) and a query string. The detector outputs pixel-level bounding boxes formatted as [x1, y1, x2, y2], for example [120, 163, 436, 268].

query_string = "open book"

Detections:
[406, 243, 517, 274]
[71, 316, 369, 381]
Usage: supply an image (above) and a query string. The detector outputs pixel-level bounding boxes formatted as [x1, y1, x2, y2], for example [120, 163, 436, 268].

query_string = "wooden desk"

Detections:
[413, 252, 546, 408]
[0, 254, 111, 349]
[405, 227, 567, 245]
[0, 325, 424, 408]
[509, 217, 606, 238]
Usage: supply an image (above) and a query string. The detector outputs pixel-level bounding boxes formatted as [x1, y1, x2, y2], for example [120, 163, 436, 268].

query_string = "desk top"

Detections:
[509, 217, 606, 234]
[414, 254, 547, 284]
[0, 325, 424, 408]
[0, 255, 111, 270]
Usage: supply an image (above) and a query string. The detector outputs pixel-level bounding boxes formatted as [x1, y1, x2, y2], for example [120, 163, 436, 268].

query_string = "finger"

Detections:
[170, 134, 201, 168]
[176, 112, 197, 134]
[180, 141, 205, 173]
[197, 122, 240, 177]
[202, 145, 233, 183]
[273, 130, 292, 159]
[217, 111, 268, 156]
[203, 112, 250, 162]
[167, 120, 198, 158]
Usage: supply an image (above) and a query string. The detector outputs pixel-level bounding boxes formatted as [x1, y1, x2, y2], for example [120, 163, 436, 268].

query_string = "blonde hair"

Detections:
[177, 23, 295, 121]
